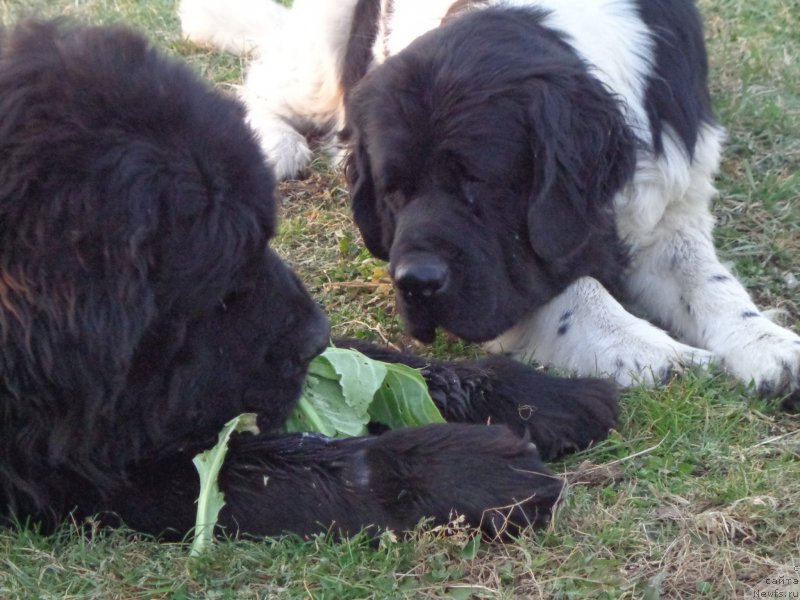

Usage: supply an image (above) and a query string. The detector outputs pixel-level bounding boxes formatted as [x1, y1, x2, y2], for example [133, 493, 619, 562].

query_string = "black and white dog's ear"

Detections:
[345, 141, 391, 260]
[525, 74, 636, 271]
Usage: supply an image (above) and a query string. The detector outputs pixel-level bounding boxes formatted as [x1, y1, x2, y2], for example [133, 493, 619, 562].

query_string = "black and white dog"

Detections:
[180, 0, 800, 403]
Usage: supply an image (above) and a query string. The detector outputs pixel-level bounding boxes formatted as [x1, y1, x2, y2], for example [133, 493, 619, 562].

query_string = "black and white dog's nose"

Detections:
[393, 253, 449, 300]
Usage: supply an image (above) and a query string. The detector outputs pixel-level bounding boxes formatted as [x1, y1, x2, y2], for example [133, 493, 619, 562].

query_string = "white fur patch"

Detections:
[179, 0, 288, 54]
[486, 277, 713, 386]
[511, 0, 656, 144]
[373, 0, 459, 62]
[181, 0, 359, 178]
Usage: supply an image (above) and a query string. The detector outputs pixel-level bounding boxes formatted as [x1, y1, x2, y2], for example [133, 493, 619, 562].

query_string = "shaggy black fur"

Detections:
[343, 7, 636, 343]
[0, 20, 617, 539]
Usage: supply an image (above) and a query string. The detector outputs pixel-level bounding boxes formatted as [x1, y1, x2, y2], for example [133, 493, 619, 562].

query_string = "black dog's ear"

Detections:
[526, 74, 636, 272]
[2, 164, 160, 371]
[345, 141, 390, 260]
[0, 158, 161, 497]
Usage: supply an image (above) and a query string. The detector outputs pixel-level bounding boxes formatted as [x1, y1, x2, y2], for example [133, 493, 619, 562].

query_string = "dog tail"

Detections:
[178, 0, 288, 55]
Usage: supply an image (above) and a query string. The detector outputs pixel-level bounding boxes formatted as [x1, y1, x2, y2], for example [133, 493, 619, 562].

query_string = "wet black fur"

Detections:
[0, 20, 617, 539]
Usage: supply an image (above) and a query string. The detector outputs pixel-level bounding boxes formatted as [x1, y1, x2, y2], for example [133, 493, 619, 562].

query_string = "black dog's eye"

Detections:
[463, 183, 477, 206]
[462, 181, 482, 214]
[439, 153, 481, 213]
[218, 291, 242, 314]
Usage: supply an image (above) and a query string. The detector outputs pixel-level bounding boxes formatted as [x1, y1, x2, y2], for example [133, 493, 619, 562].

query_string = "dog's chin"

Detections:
[404, 312, 438, 344]
[401, 303, 509, 345]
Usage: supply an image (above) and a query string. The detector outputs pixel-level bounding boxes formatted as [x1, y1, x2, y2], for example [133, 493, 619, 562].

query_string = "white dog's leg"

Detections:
[243, 0, 360, 179]
[628, 230, 800, 397]
[181, 0, 358, 180]
[622, 125, 800, 397]
[485, 277, 713, 387]
[179, 0, 288, 54]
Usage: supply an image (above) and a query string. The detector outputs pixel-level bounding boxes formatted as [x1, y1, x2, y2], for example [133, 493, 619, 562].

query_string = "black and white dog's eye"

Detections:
[384, 189, 407, 212]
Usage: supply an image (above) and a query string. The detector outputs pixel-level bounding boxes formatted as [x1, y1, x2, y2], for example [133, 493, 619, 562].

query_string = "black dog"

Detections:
[183, 0, 800, 401]
[0, 20, 616, 539]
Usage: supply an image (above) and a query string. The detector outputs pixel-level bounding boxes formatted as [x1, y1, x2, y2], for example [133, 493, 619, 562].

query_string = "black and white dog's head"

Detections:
[344, 8, 637, 343]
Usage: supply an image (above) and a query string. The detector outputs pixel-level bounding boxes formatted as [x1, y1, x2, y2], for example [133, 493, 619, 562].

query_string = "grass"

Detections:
[1, 0, 799, 598]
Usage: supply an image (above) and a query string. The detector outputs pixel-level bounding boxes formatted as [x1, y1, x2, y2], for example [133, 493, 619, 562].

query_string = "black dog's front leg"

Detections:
[221, 424, 562, 539]
[109, 424, 562, 540]
[341, 340, 619, 460]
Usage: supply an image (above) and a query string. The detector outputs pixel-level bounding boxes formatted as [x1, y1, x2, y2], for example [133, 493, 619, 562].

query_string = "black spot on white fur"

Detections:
[557, 310, 573, 336]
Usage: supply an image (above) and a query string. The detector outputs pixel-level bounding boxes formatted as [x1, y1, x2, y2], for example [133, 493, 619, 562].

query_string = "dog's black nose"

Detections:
[298, 308, 331, 363]
[393, 253, 449, 300]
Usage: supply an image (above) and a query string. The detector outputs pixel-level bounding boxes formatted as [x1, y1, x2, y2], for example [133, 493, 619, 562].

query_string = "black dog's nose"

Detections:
[393, 253, 449, 300]
[298, 308, 331, 363]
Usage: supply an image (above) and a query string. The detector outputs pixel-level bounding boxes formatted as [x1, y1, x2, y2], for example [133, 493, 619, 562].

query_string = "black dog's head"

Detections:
[0, 21, 328, 516]
[344, 8, 636, 343]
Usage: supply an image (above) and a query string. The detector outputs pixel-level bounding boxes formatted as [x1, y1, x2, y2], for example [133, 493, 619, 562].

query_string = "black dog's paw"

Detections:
[335, 338, 617, 459]
[474, 356, 619, 460]
[365, 423, 564, 539]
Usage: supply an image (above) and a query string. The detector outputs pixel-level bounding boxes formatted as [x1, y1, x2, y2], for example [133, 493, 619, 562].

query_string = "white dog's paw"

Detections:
[601, 337, 714, 387]
[264, 129, 313, 181]
[715, 315, 800, 400]
[249, 120, 312, 181]
[489, 303, 715, 388]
